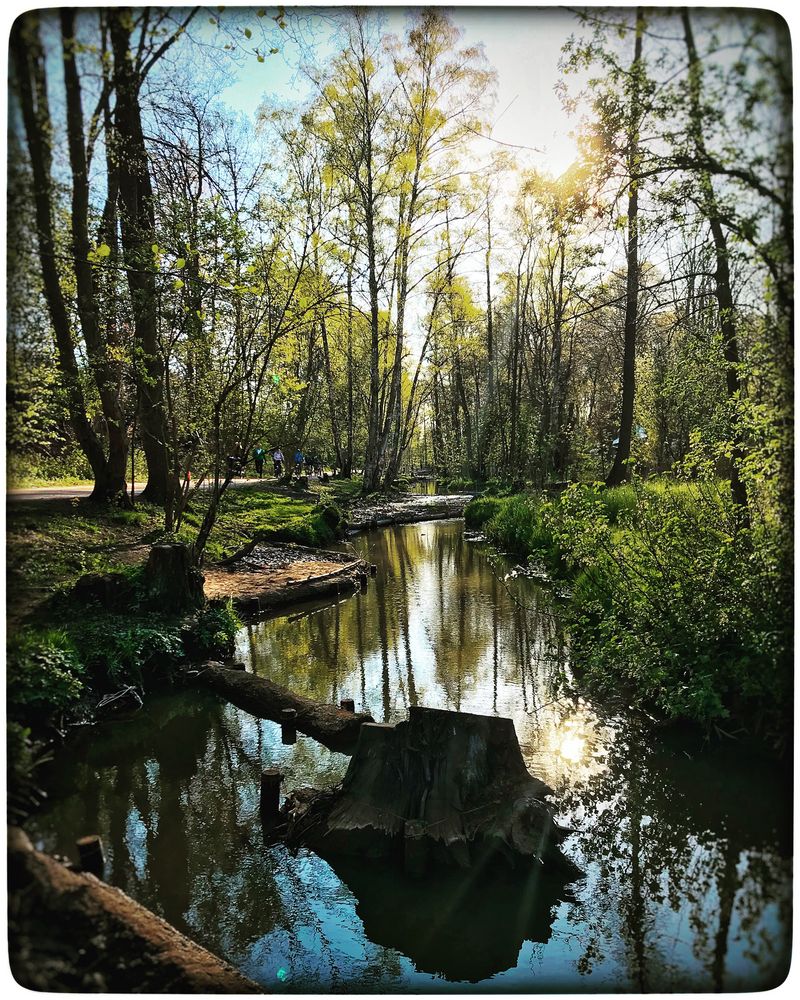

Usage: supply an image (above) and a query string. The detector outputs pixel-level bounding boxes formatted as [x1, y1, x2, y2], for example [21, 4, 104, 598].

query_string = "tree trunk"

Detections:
[110, 10, 170, 505]
[272, 706, 578, 874]
[144, 543, 205, 612]
[196, 663, 373, 753]
[8, 827, 260, 994]
[606, 9, 643, 488]
[11, 15, 109, 493]
[61, 11, 130, 503]
[682, 9, 748, 509]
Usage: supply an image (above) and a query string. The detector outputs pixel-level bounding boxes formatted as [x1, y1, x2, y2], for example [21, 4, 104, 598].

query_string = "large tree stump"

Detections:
[144, 542, 204, 613]
[272, 706, 578, 875]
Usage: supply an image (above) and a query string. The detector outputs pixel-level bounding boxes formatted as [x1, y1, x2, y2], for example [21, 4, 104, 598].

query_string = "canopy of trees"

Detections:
[7, 7, 791, 547]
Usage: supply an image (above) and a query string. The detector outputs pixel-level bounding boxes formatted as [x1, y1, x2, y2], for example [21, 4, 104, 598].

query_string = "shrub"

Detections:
[70, 617, 185, 687]
[184, 599, 242, 660]
[464, 496, 505, 528]
[7, 629, 85, 720]
[7, 722, 51, 822]
[548, 478, 791, 747]
[600, 484, 638, 523]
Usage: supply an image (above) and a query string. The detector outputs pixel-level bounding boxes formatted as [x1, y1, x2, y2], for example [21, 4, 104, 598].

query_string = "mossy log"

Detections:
[273, 706, 578, 875]
[144, 542, 205, 612]
[7, 827, 259, 993]
[195, 663, 373, 753]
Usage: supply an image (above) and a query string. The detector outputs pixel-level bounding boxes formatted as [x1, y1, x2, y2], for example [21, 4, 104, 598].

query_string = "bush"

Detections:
[548, 478, 791, 747]
[7, 629, 85, 720]
[69, 616, 185, 687]
[184, 599, 242, 660]
[7, 722, 51, 822]
[600, 484, 638, 523]
[483, 478, 514, 497]
[464, 496, 505, 528]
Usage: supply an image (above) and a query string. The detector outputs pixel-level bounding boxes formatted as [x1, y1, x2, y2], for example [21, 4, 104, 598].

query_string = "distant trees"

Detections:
[7, 7, 791, 517]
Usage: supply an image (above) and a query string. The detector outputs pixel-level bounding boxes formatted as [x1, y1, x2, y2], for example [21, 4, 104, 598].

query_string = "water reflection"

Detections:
[29, 521, 791, 991]
[327, 857, 568, 983]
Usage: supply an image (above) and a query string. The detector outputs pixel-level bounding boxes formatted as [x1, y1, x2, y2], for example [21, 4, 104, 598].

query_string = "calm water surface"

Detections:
[30, 521, 791, 992]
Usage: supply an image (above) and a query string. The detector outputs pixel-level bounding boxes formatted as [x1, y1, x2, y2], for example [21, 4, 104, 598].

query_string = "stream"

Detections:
[29, 520, 791, 991]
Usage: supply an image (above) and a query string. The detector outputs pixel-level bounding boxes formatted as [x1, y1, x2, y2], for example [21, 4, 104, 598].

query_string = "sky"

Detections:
[215, 6, 583, 177]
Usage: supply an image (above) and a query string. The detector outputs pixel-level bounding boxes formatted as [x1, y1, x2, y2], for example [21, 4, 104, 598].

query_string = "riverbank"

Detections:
[464, 480, 792, 751]
[22, 518, 792, 991]
[7, 481, 473, 776]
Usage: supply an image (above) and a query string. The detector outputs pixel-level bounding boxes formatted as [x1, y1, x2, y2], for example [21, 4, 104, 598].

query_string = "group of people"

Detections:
[248, 445, 323, 480]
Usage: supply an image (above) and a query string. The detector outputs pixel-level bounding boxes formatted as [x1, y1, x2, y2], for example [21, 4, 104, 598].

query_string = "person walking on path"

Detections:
[253, 444, 266, 479]
[294, 448, 305, 477]
[272, 447, 284, 476]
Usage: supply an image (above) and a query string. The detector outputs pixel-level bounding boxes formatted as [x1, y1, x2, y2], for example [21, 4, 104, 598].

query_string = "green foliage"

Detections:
[483, 494, 564, 574]
[483, 478, 515, 497]
[69, 616, 185, 688]
[464, 495, 505, 528]
[180, 488, 340, 560]
[466, 492, 564, 573]
[186, 599, 242, 660]
[548, 477, 791, 747]
[7, 630, 85, 720]
[599, 484, 638, 523]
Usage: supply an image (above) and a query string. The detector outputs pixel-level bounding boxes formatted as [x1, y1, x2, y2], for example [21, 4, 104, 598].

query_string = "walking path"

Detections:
[7, 476, 278, 503]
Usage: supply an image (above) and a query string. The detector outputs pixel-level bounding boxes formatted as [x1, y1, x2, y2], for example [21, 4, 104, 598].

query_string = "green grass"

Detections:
[7, 479, 364, 730]
[464, 495, 507, 528]
[8, 479, 362, 606]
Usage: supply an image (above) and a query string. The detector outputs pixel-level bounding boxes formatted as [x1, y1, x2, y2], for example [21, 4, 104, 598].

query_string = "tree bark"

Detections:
[11, 14, 109, 494]
[271, 707, 578, 875]
[8, 827, 259, 993]
[606, 9, 643, 488]
[196, 663, 374, 753]
[144, 542, 205, 612]
[110, 9, 171, 505]
[60, 10, 130, 502]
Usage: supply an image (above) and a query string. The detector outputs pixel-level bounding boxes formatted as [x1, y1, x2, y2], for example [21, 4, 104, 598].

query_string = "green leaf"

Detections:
[244, 27, 252, 39]
[175, 258, 186, 269]
[173, 279, 184, 290]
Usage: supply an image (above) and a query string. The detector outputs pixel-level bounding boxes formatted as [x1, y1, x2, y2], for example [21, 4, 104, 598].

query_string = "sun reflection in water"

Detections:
[558, 729, 586, 763]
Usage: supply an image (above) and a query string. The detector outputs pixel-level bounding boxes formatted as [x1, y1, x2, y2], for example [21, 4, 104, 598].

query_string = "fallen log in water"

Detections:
[7, 827, 259, 993]
[270, 706, 579, 877]
[195, 662, 373, 753]
[344, 494, 473, 533]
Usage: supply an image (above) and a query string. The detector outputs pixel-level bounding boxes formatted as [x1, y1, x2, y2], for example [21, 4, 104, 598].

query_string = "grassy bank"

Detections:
[465, 480, 791, 750]
[6, 480, 361, 742]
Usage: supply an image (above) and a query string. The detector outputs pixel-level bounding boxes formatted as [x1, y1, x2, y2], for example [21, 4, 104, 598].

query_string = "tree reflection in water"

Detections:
[29, 522, 790, 991]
